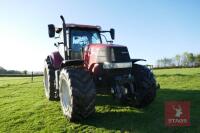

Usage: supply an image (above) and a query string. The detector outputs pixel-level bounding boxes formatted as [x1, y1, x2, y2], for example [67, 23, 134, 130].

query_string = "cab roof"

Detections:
[65, 23, 101, 30]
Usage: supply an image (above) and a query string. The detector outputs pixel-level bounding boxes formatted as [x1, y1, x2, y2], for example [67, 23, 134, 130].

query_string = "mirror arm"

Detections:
[101, 30, 110, 33]
[100, 34, 109, 44]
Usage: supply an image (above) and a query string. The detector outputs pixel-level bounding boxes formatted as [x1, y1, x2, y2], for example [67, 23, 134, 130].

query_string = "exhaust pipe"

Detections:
[60, 15, 69, 59]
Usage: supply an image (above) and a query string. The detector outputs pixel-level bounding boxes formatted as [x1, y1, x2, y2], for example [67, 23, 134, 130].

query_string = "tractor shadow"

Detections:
[80, 88, 200, 132]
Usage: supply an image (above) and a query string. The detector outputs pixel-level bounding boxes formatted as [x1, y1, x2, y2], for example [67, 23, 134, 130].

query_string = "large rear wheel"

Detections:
[59, 68, 96, 121]
[43, 57, 57, 100]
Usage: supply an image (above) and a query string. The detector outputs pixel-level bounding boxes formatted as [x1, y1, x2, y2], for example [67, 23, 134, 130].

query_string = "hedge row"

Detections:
[153, 66, 200, 70]
[0, 74, 43, 77]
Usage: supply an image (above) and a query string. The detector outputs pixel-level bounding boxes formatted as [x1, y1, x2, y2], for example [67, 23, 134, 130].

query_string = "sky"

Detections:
[0, 0, 200, 71]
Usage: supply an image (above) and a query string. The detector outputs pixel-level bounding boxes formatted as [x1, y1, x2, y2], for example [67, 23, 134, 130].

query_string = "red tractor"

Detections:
[44, 15, 158, 121]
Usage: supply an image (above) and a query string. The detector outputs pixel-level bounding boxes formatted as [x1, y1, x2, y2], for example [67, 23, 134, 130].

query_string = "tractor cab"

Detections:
[48, 21, 114, 61]
[66, 25, 102, 60]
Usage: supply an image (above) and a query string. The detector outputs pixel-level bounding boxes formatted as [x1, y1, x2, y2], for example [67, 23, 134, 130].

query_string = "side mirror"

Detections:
[48, 24, 55, 38]
[110, 28, 115, 40]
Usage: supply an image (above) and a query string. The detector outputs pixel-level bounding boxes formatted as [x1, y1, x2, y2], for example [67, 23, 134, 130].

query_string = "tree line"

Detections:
[156, 52, 200, 68]
[0, 66, 29, 75]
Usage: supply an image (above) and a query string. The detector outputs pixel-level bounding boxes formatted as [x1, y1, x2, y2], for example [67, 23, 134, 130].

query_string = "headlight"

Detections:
[103, 62, 132, 69]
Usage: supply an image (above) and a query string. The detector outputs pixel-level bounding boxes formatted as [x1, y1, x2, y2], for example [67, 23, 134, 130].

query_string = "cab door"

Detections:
[70, 30, 90, 60]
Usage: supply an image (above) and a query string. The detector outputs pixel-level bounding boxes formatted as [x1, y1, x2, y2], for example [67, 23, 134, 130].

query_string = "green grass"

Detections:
[0, 68, 200, 133]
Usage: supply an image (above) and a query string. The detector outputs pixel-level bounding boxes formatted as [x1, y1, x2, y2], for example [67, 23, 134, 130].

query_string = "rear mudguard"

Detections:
[47, 51, 63, 69]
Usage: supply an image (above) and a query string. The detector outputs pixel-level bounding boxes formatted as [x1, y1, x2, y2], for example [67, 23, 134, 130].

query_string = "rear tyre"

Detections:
[122, 64, 157, 108]
[43, 57, 57, 100]
[59, 68, 96, 121]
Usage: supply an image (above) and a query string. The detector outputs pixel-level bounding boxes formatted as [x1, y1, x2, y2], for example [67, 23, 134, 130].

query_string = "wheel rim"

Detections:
[44, 69, 49, 97]
[60, 78, 71, 113]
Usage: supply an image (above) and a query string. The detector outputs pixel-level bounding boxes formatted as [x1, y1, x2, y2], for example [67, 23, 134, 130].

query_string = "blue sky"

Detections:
[0, 0, 200, 71]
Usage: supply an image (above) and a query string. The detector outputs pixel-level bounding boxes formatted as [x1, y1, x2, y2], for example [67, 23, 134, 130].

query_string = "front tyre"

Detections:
[122, 64, 157, 108]
[59, 68, 96, 121]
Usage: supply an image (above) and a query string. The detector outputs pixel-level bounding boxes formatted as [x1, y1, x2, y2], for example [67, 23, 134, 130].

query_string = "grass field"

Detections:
[0, 68, 200, 133]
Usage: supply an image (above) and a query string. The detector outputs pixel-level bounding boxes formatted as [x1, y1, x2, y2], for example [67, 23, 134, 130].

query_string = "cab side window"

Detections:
[70, 29, 101, 52]
[72, 36, 89, 52]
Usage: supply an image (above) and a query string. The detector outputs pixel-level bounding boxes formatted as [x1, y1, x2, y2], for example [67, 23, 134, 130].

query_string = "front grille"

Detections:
[111, 47, 130, 62]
